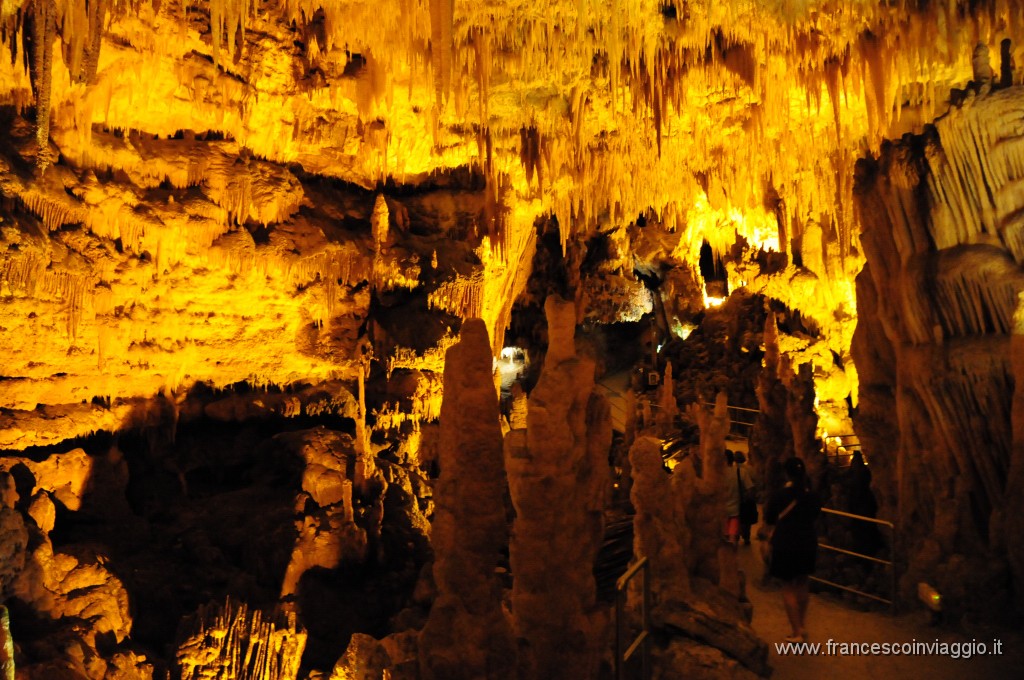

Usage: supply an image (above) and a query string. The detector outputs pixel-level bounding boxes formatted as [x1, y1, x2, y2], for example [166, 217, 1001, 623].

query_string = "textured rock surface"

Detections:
[330, 631, 418, 680]
[176, 598, 306, 680]
[0, 448, 92, 510]
[274, 428, 370, 598]
[2, 0, 1021, 451]
[4, 0, 1024, 671]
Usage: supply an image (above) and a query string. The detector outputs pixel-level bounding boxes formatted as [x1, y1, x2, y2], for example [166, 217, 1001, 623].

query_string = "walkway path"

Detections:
[738, 532, 1024, 679]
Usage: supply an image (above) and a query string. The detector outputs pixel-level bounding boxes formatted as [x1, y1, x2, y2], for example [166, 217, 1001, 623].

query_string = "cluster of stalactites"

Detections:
[209, 0, 255, 70]
[439, 0, 1024, 264]
[176, 597, 306, 680]
[7, 0, 1024, 269]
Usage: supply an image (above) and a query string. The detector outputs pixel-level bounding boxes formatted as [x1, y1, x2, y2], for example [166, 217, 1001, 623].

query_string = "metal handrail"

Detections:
[701, 402, 760, 416]
[810, 507, 898, 615]
[699, 403, 759, 439]
[615, 557, 650, 680]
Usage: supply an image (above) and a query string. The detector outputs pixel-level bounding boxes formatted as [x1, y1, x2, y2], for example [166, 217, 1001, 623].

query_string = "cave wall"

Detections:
[854, 84, 1024, 617]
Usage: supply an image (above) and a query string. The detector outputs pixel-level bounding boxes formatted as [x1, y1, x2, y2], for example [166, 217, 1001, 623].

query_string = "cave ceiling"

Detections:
[1, 0, 1022, 447]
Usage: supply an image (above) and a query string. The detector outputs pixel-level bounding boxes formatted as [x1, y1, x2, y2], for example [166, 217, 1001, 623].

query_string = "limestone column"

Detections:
[419, 319, 515, 680]
[628, 435, 691, 601]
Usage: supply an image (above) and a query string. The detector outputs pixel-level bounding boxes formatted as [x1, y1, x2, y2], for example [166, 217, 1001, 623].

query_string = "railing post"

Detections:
[641, 559, 650, 680]
[890, 525, 898, 615]
[615, 588, 624, 680]
[614, 557, 650, 680]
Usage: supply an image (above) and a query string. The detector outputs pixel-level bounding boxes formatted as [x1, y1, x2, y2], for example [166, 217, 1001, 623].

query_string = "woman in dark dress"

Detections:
[764, 457, 821, 642]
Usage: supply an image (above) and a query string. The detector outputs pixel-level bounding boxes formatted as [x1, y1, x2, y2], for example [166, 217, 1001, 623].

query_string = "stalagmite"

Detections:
[504, 295, 610, 680]
[628, 397, 770, 678]
[418, 318, 515, 680]
[176, 598, 306, 680]
[657, 360, 678, 435]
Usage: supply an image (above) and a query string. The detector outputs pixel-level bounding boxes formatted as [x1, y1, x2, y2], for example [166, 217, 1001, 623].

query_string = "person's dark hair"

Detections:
[783, 457, 810, 493]
[725, 449, 735, 466]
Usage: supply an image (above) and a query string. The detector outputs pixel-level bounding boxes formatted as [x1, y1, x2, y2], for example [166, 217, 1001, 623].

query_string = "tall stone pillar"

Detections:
[419, 319, 516, 680]
[505, 296, 610, 680]
[752, 312, 791, 496]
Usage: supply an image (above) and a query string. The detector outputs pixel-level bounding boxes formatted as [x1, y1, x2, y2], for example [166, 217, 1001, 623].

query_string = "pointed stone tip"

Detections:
[459, 317, 490, 346]
[544, 295, 576, 363]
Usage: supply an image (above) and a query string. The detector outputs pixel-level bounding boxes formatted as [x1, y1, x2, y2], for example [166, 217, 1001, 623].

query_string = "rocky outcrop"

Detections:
[1009, 294, 1024, 610]
[418, 318, 516, 680]
[504, 296, 611, 680]
[274, 428, 373, 598]
[329, 631, 418, 680]
[14, 539, 133, 646]
[1, 461, 142, 680]
[0, 448, 92, 511]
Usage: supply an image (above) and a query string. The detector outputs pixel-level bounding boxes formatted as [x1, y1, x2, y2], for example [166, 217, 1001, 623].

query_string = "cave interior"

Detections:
[1, 0, 1024, 678]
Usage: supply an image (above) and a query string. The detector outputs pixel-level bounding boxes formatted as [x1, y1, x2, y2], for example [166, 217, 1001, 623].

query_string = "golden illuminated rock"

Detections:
[855, 84, 1024, 617]
[176, 598, 306, 680]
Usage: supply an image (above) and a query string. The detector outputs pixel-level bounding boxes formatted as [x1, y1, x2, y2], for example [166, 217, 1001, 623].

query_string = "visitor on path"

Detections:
[735, 451, 757, 545]
[846, 451, 882, 557]
[724, 450, 753, 545]
[764, 456, 821, 642]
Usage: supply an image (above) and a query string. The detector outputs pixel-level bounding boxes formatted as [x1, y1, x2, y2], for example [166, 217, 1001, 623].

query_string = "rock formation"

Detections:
[177, 598, 306, 680]
[275, 428, 372, 599]
[4, 0, 1024, 673]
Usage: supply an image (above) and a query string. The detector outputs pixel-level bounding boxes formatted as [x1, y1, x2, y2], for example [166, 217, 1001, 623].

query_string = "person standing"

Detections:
[724, 450, 741, 544]
[764, 457, 821, 642]
[734, 451, 757, 545]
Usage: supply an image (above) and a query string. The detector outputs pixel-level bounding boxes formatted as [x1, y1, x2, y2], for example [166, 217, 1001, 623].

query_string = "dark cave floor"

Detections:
[738, 524, 1024, 679]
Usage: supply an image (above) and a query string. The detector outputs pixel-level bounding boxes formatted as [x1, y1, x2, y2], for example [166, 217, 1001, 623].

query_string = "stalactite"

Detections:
[79, 0, 107, 84]
[428, 0, 452, 108]
[31, 0, 55, 169]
